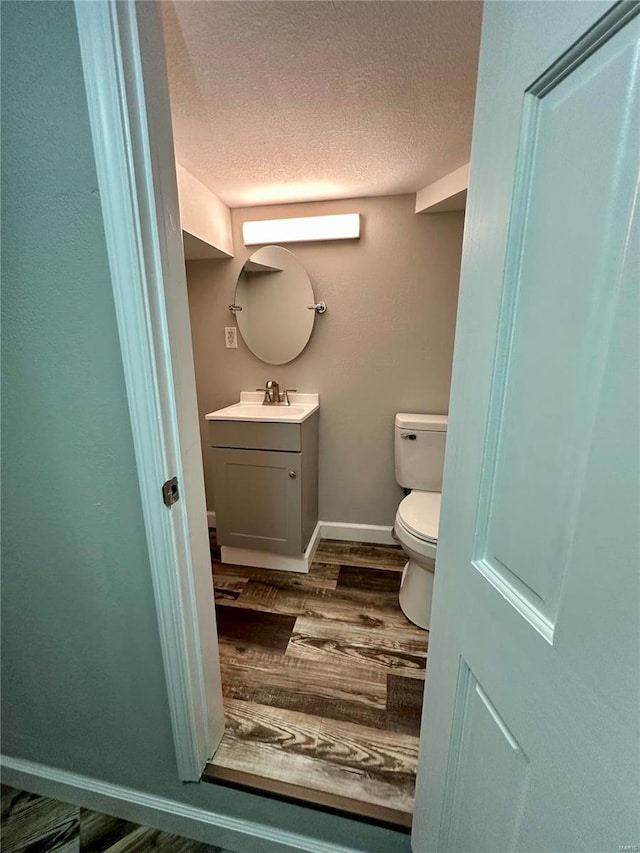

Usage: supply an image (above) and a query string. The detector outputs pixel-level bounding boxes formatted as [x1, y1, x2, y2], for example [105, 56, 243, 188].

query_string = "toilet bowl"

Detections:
[394, 490, 440, 630]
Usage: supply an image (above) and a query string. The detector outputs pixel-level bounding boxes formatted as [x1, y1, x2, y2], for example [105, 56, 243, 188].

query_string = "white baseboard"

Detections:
[211, 518, 396, 554]
[220, 522, 322, 574]
[0, 755, 358, 853]
[218, 522, 396, 572]
[319, 522, 396, 546]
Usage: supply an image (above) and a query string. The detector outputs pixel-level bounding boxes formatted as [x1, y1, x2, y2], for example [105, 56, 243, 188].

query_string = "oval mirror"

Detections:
[234, 246, 316, 365]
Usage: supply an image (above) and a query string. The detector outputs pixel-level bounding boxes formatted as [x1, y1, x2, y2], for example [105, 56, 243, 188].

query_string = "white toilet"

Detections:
[394, 413, 448, 630]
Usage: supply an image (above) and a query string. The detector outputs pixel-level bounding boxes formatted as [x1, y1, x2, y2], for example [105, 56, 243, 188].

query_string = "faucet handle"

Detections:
[256, 387, 271, 404]
[282, 389, 297, 405]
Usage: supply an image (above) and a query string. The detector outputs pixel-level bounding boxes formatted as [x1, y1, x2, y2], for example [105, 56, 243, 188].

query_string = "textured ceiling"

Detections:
[162, 1, 482, 208]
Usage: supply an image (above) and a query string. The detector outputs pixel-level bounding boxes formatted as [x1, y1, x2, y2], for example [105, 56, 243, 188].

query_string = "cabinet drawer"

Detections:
[210, 419, 301, 452]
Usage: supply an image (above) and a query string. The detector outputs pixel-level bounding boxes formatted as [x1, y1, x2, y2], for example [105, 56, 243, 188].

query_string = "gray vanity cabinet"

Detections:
[211, 412, 318, 556]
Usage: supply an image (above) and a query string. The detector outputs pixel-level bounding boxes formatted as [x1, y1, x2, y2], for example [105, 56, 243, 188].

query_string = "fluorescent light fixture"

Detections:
[243, 213, 360, 245]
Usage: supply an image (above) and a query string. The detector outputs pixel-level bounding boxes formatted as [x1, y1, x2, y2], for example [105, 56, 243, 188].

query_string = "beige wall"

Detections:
[187, 195, 464, 526]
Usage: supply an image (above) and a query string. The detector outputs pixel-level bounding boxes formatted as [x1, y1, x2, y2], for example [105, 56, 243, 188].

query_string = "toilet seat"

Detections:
[396, 491, 440, 544]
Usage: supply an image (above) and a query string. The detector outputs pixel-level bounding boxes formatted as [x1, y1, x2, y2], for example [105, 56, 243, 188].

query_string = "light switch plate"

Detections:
[225, 327, 237, 349]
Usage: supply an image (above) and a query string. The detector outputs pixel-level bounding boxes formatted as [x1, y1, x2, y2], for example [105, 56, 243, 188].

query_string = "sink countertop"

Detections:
[206, 392, 319, 424]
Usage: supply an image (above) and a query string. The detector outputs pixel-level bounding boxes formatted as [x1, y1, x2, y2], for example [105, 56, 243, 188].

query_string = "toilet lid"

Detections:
[397, 491, 441, 543]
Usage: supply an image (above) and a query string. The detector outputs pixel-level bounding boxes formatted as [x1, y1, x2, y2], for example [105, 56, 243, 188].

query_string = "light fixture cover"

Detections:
[242, 213, 360, 245]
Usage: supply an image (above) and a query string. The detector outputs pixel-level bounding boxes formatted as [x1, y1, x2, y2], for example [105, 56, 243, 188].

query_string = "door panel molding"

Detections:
[439, 660, 530, 853]
[471, 0, 640, 644]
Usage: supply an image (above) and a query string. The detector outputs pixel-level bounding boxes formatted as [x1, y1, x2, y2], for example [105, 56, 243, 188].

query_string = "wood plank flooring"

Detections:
[206, 532, 428, 829]
[0, 785, 231, 852]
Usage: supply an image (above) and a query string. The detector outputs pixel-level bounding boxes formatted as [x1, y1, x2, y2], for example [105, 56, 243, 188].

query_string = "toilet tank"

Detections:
[395, 413, 448, 491]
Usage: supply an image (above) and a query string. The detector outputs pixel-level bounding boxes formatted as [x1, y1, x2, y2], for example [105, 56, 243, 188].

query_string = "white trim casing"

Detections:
[0, 756, 359, 853]
[207, 518, 396, 550]
[74, 1, 222, 780]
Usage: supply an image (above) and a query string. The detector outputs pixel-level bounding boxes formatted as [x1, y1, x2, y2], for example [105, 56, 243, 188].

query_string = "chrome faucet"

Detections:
[256, 380, 297, 405]
[265, 379, 279, 403]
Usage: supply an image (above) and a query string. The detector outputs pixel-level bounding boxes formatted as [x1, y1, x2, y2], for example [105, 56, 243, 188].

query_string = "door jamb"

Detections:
[74, 0, 216, 780]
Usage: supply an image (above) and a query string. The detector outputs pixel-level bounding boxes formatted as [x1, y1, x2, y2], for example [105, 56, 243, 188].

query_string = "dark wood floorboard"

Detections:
[387, 673, 427, 737]
[215, 561, 340, 590]
[213, 578, 247, 602]
[287, 629, 426, 676]
[79, 809, 138, 852]
[207, 531, 428, 825]
[220, 652, 388, 728]
[287, 617, 427, 678]
[336, 565, 403, 593]
[0, 786, 230, 852]
[313, 540, 407, 570]
[1, 787, 79, 853]
[218, 582, 414, 630]
[215, 605, 296, 655]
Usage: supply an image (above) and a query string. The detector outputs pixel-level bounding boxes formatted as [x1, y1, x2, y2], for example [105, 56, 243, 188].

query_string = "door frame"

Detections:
[74, 0, 219, 781]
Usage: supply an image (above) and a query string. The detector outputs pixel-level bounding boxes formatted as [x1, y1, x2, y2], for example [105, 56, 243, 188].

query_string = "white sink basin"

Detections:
[206, 393, 319, 424]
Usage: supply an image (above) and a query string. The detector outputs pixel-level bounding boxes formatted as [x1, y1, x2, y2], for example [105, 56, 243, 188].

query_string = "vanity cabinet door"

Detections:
[212, 448, 302, 555]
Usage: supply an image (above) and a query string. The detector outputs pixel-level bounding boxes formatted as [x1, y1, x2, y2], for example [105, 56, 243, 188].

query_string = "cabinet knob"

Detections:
[288, 470, 297, 479]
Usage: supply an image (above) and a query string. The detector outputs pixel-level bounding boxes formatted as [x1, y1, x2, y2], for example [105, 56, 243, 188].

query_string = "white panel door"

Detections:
[413, 3, 639, 851]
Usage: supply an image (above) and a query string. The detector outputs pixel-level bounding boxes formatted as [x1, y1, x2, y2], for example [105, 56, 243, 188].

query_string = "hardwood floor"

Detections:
[0, 785, 232, 852]
[1, 540, 426, 847]
[206, 532, 428, 830]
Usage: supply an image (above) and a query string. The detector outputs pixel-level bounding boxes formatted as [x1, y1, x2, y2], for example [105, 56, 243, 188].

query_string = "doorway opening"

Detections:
[159, 0, 476, 830]
[77, 0, 476, 834]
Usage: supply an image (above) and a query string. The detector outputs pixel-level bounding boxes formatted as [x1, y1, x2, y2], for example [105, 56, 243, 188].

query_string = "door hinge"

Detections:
[162, 476, 179, 507]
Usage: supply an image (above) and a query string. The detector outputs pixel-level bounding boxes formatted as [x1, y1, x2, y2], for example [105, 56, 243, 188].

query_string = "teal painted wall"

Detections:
[1, 0, 177, 783]
[0, 4, 409, 850]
